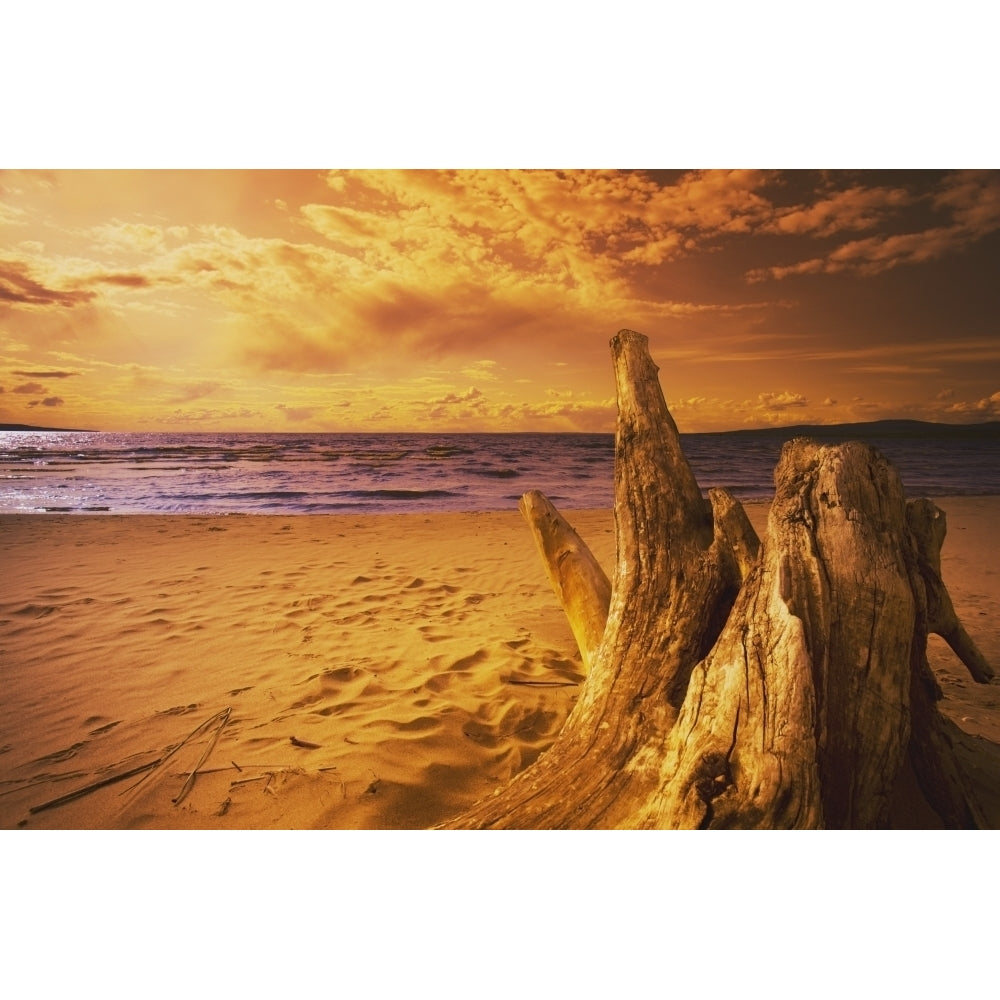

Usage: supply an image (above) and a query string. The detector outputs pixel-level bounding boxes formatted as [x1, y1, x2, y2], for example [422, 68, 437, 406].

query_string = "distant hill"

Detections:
[0, 423, 93, 433]
[690, 419, 1000, 440]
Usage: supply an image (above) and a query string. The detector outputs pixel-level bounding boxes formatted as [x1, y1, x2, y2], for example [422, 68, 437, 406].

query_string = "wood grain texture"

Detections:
[443, 330, 991, 829]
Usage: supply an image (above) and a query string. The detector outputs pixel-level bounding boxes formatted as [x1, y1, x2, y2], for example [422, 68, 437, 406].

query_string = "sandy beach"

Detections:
[2, 498, 998, 830]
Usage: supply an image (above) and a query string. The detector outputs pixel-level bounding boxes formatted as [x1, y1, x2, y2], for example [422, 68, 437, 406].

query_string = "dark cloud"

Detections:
[28, 396, 64, 407]
[89, 272, 151, 288]
[0, 261, 95, 307]
[12, 369, 78, 378]
[746, 171, 1000, 282]
[13, 382, 46, 394]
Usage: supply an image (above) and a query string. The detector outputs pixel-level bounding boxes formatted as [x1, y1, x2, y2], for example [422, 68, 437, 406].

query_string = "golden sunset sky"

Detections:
[5, 2, 998, 436]
[2, 169, 998, 433]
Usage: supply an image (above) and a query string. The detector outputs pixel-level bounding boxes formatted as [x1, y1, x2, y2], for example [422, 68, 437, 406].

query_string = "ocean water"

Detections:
[1, 425, 998, 515]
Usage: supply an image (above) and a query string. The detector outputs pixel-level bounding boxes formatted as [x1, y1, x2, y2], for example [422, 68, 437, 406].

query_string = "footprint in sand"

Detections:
[390, 715, 440, 734]
[417, 624, 449, 643]
[32, 741, 86, 764]
[156, 703, 200, 716]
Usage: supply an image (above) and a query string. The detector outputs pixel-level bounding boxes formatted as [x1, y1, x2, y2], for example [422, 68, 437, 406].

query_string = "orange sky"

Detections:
[2, 169, 998, 433]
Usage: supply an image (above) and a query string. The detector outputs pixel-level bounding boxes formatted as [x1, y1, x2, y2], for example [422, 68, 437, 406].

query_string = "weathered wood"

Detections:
[907, 498, 994, 683]
[639, 439, 920, 828]
[518, 489, 611, 670]
[444, 330, 751, 828]
[443, 330, 991, 829]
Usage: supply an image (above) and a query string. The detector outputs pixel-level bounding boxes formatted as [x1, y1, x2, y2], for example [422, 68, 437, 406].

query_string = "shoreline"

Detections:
[2, 497, 998, 829]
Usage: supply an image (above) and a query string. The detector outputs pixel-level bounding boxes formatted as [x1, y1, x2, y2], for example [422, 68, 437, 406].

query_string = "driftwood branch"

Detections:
[518, 489, 611, 670]
[907, 498, 994, 683]
[443, 329, 992, 829]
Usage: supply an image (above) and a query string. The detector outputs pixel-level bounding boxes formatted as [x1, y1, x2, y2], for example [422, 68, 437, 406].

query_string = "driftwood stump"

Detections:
[444, 329, 993, 829]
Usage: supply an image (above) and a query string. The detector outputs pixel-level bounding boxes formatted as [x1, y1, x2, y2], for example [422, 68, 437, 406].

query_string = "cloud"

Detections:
[312, 168, 778, 276]
[27, 395, 64, 407]
[757, 391, 808, 411]
[748, 171, 1000, 281]
[7, 170, 998, 435]
[425, 386, 487, 421]
[428, 387, 484, 406]
[764, 184, 913, 238]
[91, 220, 167, 254]
[933, 169, 1000, 232]
[143, 407, 263, 425]
[493, 398, 615, 432]
[13, 381, 46, 394]
[275, 403, 320, 422]
[0, 260, 96, 307]
[168, 380, 222, 404]
[459, 360, 500, 381]
[0, 201, 29, 227]
[90, 272, 152, 289]
[223, 169, 788, 373]
[847, 364, 942, 375]
[943, 390, 1000, 417]
[0, 172, 814, 386]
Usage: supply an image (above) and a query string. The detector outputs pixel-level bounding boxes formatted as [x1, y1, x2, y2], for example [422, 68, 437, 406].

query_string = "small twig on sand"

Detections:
[122, 706, 232, 798]
[290, 736, 322, 749]
[174, 707, 232, 805]
[230, 774, 272, 787]
[29, 758, 162, 815]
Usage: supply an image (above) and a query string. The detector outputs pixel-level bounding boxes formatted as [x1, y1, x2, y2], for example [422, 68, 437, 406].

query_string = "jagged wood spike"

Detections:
[518, 489, 611, 671]
[443, 330, 748, 828]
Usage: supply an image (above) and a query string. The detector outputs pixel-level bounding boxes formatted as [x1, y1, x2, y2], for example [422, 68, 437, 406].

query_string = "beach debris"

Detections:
[28, 758, 162, 815]
[121, 706, 232, 803]
[25, 708, 241, 817]
[173, 707, 231, 805]
[290, 735, 322, 749]
[231, 773, 273, 787]
[442, 329, 995, 831]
